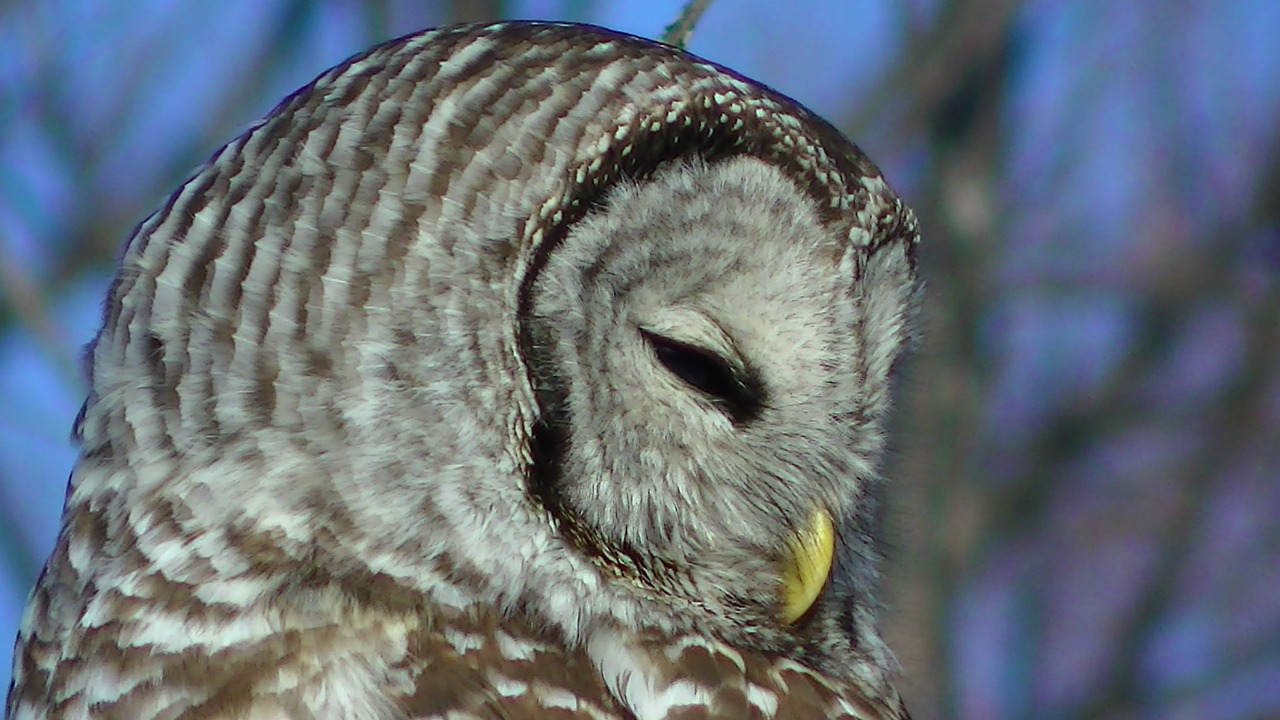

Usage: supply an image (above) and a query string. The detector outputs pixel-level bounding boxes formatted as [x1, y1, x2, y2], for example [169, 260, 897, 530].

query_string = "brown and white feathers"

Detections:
[6, 21, 919, 719]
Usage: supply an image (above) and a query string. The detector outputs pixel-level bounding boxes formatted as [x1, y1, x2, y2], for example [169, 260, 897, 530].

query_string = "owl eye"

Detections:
[642, 330, 762, 420]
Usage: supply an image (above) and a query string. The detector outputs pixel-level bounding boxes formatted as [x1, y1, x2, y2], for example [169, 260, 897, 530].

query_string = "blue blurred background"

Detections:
[2, 1, 1278, 717]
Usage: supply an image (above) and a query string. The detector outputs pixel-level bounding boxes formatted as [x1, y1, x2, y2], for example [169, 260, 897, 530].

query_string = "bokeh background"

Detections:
[2, 1, 1278, 717]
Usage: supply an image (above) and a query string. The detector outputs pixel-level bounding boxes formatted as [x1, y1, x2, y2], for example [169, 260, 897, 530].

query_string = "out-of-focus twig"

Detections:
[846, 0, 1021, 144]
[661, 0, 714, 48]
[0, 240, 78, 385]
[445, 0, 501, 25]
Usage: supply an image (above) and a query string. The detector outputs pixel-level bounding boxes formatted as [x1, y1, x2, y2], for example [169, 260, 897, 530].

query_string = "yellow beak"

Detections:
[778, 507, 835, 623]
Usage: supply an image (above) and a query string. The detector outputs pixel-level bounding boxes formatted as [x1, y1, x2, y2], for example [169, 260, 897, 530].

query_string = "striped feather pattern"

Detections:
[7, 22, 915, 719]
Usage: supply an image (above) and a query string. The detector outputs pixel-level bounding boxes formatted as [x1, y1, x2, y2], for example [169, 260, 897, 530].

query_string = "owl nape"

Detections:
[7, 21, 918, 720]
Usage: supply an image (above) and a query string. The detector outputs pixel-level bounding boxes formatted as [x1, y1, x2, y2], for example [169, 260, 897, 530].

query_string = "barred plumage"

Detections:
[7, 21, 918, 719]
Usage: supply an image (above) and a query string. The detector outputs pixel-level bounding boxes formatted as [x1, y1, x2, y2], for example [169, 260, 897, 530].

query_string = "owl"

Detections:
[6, 20, 919, 720]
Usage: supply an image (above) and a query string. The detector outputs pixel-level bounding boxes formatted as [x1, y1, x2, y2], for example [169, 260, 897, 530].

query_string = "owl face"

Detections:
[526, 156, 916, 665]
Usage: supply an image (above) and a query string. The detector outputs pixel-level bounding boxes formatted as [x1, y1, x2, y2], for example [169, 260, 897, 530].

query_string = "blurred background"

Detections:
[2, 1, 1278, 717]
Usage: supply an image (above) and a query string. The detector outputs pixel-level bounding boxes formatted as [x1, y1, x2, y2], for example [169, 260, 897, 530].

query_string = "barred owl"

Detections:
[6, 21, 919, 720]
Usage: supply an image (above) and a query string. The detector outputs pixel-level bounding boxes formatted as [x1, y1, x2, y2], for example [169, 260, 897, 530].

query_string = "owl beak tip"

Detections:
[778, 507, 835, 624]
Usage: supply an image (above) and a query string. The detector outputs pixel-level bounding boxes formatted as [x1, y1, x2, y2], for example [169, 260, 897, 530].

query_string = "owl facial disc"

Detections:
[779, 507, 836, 623]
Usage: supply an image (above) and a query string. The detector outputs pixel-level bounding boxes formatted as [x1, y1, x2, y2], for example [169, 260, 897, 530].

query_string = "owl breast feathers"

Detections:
[6, 20, 919, 720]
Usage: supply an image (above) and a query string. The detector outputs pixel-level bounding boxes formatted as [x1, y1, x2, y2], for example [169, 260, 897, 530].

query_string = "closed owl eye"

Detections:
[641, 329, 762, 421]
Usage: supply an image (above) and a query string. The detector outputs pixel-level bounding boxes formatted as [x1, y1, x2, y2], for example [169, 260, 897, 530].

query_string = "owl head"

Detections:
[40, 21, 918, 714]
